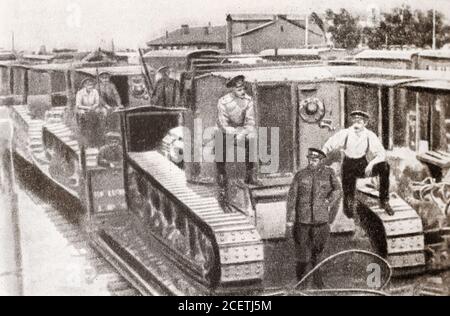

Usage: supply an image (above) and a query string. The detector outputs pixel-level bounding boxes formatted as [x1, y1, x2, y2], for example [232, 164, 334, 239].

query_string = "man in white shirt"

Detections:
[76, 78, 99, 112]
[322, 111, 394, 217]
[76, 78, 103, 147]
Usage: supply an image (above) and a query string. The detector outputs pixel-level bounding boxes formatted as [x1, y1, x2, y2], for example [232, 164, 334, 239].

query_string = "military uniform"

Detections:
[99, 73, 122, 132]
[216, 92, 258, 184]
[151, 77, 181, 108]
[216, 75, 259, 186]
[98, 133, 123, 168]
[287, 149, 342, 283]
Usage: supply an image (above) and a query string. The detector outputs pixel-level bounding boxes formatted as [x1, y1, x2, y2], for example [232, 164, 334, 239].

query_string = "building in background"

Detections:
[226, 14, 327, 54]
[146, 13, 327, 54]
[418, 50, 450, 71]
[147, 23, 227, 51]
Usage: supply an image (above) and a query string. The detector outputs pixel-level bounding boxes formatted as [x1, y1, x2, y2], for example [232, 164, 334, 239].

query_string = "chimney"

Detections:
[207, 22, 213, 34]
[226, 14, 233, 53]
[181, 24, 190, 35]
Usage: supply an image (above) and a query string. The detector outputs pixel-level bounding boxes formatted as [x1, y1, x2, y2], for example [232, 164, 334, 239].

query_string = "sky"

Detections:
[1, 0, 449, 52]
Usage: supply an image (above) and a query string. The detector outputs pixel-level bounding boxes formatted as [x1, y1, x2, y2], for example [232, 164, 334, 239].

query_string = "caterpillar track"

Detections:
[11, 105, 99, 197]
[357, 187, 427, 275]
[126, 151, 265, 292]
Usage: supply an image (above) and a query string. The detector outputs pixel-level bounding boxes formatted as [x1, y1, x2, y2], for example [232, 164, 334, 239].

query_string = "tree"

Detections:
[362, 6, 448, 49]
[413, 9, 445, 48]
[326, 9, 361, 49]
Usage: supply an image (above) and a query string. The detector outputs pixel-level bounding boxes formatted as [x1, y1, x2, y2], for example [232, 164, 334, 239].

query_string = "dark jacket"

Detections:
[99, 83, 122, 108]
[287, 165, 342, 225]
[98, 144, 123, 168]
[151, 77, 180, 108]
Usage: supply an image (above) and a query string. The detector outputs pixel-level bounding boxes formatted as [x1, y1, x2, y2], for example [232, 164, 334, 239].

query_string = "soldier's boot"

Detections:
[245, 163, 263, 186]
[380, 200, 395, 216]
[217, 173, 233, 214]
[344, 197, 357, 219]
[311, 257, 325, 288]
[296, 262, 308, 282]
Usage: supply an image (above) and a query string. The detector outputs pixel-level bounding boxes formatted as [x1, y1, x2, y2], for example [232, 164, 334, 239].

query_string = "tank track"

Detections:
[11, 105, 99, 196]
[357, 188, 426, 275]
[127, 151, 265, 291]
[11, 105, 45, 163]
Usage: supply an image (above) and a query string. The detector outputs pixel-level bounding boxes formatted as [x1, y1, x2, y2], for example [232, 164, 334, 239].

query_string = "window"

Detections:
[280, 26, 284, 32]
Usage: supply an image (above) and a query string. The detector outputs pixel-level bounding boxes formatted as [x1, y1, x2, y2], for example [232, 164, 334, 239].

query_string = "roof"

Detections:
[227, 13, 326, 33]
[201, 64, 450, 87]
[227, 14, 309, 22]
[144, 49, 222, 58]
[147, 26, 227, 46]
[402, 80, 450, 91]
[234, 16, 324, 38]
[259, 48, 321, 57]
[22, 54, 55, 61]
[336, 74, 419, 87]
[0, 60, 17, 67]
[355, 50, 420, 61]
[210, 65, 334, 83]
[234, 21, 277, 37]
[0, 52, 16, 61]
[419, 50, 450, 60]
[29, 63, 75, 72]
[76, 65, 144, 77]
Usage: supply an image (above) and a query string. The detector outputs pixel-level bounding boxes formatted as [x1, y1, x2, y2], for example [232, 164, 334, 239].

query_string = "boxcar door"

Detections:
[257, 84, 294, 176]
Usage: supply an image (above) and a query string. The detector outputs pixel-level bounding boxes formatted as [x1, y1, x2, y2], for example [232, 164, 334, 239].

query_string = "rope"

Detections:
[293, 249, 393, 295]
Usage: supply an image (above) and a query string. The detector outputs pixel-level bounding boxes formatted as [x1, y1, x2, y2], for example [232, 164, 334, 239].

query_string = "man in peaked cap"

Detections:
[287, 148, 342, 286]
[98, 131, 123, 169]
[98, 71, 122, 109]
[98, 71, 122, 132]
[216, 74, 261, 188]
[151, 66, 180, 108]
[322, 110, 394, 218]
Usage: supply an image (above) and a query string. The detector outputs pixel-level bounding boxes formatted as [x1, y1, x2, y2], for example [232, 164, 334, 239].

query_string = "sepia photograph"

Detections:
[1, 0, 450, 299]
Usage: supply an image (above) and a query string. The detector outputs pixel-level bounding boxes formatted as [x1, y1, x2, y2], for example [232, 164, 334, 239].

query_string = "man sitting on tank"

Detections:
[75, 78, 103, 147]
[216, 75, 262, 188]
[151, 66, 181, 108]
[97, 132, 123, 169]
[98, 71, 122, 132]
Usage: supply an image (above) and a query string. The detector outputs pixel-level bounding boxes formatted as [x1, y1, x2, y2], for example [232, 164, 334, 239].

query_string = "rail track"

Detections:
[12, 154, 146, 296]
